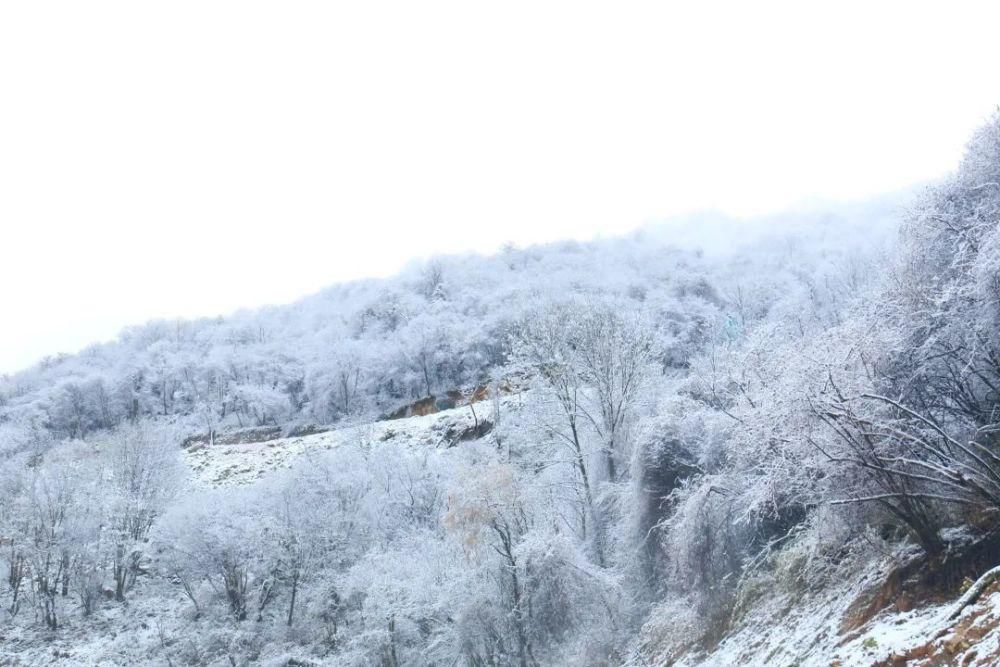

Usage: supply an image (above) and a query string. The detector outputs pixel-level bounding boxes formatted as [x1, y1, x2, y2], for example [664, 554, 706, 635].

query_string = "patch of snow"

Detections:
[182, 398, 511, 487]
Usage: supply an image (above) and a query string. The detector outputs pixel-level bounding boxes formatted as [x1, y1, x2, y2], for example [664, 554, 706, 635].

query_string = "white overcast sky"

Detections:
[1, 1, 999, 374]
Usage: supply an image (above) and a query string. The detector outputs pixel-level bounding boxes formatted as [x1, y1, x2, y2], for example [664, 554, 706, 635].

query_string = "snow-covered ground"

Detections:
[673, 552, 1000, 666]
[183, 398, 505, 487]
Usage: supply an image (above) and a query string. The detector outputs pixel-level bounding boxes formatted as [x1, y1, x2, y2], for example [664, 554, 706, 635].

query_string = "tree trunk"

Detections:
[115, 544, 126, 601]
[287, 576, 298, 627]
[570, 422, 604, 566]
[61, 553, 70, 597]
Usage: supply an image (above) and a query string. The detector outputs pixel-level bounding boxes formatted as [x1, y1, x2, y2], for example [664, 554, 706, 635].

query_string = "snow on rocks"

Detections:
[669, 553, 1000, 667]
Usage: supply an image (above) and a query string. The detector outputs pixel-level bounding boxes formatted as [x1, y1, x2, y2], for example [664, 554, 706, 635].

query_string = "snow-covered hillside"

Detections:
[668, 539, 1000, 666]
[0, 194, 901, 450]
[182, 399, 503, 488]
[5, 114, 1000, 666]
[0, 395, 523, 666]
